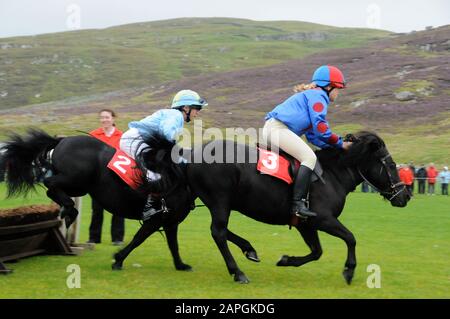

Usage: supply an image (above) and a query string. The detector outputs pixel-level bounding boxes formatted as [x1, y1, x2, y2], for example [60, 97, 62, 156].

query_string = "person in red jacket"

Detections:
[90, 110, 123, 149]
[426, 163, 439, 195]
[88, 109, 125, 245]
[398, 164, 414, 195]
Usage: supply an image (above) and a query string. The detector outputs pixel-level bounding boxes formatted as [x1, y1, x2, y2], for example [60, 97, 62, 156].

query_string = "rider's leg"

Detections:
[141, 169, 163, 220]
[119, 128, 146, 159]
[290, 165, 316, 217]
[120, 129, 163, 220]
[262, 118, 317, 218]
[142, 194, 162, 221]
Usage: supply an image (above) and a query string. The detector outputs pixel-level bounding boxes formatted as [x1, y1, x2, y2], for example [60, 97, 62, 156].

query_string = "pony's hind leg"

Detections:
[277, 225, 322, 267]
[112, 215, 163, 270]
[44, 175, 79, 228]
[227, 229, 260, 262]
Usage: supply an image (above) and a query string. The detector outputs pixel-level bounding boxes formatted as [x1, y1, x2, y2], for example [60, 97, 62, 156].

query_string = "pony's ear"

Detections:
[344, 133, 359, 143]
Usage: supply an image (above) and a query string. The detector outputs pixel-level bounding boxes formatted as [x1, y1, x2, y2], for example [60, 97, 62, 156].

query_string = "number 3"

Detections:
[262, 151, 278, 170]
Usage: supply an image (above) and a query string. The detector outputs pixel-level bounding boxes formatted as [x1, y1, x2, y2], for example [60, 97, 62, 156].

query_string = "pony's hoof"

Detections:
[112, 263, 123, 271]
[64, 216, 74, 228]
[276, 255, 289, 266]
[245, 251, 260, 263]
[176, 263, 193, 272]
[342, 267, 354, 285]
[234, 273, 250, 284]
[61, 207, 78, 228]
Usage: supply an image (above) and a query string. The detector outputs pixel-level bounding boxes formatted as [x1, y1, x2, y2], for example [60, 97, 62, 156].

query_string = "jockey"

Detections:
[263, 65, 352, 218]
[120, 89, 207, 220]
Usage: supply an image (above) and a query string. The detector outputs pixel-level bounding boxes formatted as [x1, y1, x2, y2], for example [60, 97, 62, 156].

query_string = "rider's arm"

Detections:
[307, 97, 343, 149]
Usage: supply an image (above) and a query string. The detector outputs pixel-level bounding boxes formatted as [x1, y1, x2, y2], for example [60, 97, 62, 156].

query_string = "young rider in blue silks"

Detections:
[263, 65, 352, 219]
[120, 90, 207, 220]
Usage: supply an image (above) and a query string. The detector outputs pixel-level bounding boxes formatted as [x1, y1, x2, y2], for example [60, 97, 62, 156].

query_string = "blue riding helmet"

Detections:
[171, 90, 208, 109]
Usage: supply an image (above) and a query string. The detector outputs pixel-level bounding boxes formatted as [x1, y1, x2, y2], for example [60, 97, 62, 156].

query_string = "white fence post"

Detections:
[60, 197, 82, 245]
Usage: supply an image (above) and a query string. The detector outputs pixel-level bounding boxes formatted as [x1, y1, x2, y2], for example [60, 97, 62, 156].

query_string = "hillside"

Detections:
[0, 18, 389, 109]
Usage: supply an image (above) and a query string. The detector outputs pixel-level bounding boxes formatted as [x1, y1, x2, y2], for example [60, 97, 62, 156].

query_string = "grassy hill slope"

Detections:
[0, 20, 448, 164]
[0, 18, 389, 109]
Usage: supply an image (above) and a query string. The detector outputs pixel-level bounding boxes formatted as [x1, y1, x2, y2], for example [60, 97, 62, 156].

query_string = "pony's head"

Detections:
[135, 134, 193, 223]
[340, 131, 411, 207]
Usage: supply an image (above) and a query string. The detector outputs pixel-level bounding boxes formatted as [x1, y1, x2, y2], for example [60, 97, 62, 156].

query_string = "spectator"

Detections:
[408, 161, 416, 194]
[438, 166, 449, 196]
[398, 164, 414, 195]
[416, 164, 428, 194]
[88, 109, 125, 246]
[426, 163, 439, 195]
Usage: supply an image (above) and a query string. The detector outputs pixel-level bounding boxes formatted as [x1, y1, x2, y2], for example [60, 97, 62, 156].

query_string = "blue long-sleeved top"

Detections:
[265, 89, 343, 149]
[128, 109, 184, 142]
[438, 171, 450, 184]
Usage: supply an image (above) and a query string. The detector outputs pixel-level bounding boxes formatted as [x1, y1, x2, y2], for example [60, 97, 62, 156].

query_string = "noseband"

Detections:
[357, 148, 406, 201]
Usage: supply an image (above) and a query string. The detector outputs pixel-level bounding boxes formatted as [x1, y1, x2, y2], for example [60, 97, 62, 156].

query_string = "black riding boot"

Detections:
[291, 165, 317, 218]
[142, 195, 162, 221]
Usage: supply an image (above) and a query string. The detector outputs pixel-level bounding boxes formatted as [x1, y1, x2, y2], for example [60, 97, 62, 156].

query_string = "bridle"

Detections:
[356, 148, 407, 201]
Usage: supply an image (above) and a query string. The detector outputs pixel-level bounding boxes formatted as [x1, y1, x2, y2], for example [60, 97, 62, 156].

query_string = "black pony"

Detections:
[146, 131, 411, 284]
[0, 129, 261, 271]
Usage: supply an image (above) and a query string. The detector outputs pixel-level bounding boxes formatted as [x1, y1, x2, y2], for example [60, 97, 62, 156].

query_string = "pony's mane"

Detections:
[134, 133, 181, 194]
[316, 131, 386, 168]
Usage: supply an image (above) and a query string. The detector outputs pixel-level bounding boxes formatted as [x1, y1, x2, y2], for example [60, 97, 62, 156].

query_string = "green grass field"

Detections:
[0, 183, 449, 299]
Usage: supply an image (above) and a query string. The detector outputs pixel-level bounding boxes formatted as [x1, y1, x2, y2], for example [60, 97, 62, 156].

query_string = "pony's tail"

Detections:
[1, 129, 63, 197]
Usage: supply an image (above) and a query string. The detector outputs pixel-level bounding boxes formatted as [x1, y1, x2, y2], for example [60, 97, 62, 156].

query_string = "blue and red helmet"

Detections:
[312, 65, 346, 89]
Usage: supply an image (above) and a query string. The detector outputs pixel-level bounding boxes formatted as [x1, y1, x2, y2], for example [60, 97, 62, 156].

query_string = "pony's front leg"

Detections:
[163, 223, 192, 271]
[277, 224, 322, 267]
[318, 218, 356, 284]
[112, 215, 163, 270]
[44, 175, 79, 228]
[210, 207, 249, 284]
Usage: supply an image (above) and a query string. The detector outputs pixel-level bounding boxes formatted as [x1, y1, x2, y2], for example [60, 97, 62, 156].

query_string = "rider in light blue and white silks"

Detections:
[120, 90, 207, 220]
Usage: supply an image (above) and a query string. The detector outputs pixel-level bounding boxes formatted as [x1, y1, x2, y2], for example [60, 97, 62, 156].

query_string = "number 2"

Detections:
[113, 155, 131, 174]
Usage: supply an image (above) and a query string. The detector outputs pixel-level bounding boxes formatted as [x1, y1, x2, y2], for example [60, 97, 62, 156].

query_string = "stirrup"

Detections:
[294, 209, 317, 218]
